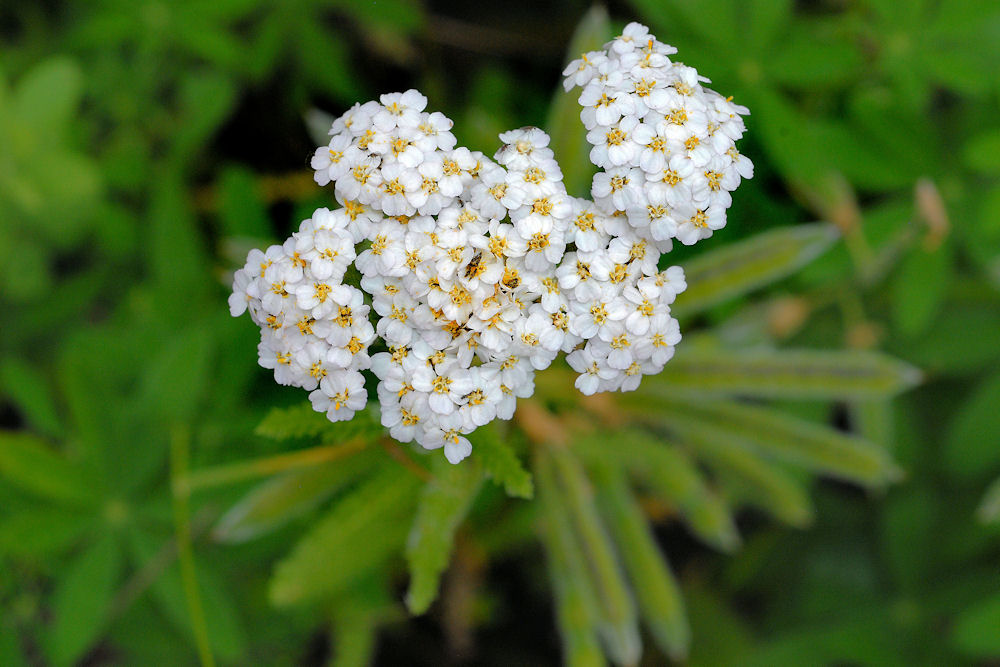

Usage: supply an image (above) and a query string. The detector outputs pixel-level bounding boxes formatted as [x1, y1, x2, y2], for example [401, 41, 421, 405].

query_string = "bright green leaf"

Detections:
[11, 56, 83, 137]
[270, 466, 421, 606]
[405, 457, 483, 614]
[535, 451, 606, 667]
[0, 509, 94, 558]
[47, 534, 121, 667]
[952, 593, 1000, 657]
[469, 425, 533, 498]
[890, 241, 952, 336]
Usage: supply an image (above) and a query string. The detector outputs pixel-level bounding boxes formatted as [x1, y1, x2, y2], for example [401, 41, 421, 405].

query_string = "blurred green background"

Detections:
[2, 0, 1000, 664]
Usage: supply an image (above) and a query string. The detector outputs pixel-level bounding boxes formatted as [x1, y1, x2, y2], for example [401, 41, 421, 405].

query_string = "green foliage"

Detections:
[270, 465, 422, 606]
[405, 456, 483, 614]
[1, 0, 999, 663]
[469, 424, 534, 499]
[673, 224, 839, 318]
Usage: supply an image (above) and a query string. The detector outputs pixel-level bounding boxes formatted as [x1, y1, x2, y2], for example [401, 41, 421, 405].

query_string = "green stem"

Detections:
[175, 438, 368, 494]
[170, 425, 216, 667]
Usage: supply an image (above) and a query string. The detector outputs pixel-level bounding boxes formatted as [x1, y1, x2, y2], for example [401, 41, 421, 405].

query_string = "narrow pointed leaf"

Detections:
[0, 431, 96, 504]
[546, 5, 614, 197]
[580, 432, 739, 552]
[470, 425, 533, 498]
[535, 451, 606, 667]
[673, 426, 813, 527]
[47, 534, 121, 667]
[674, 223, 839, 318]
[405, 458, 483, 614]
[270, 466, 421, 606]
[212, 450, 379, 543]
[593, 464, 690, 661]
[638, 393, 900, 486]
[549, 446, 641, 665]
[657, 348, 921, 400]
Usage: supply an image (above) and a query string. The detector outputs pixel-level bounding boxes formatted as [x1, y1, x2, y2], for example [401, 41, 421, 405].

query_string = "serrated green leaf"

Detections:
[0, 431, 97, 504]
[592, 464, 690, 661]
[47, 534, 120, 667]
[535, 451, 606, 667]
[405, 457, 483, 614]
[946, 371, 1000, 479]
[674, 223, 839, 318]
[469, 425, 533, 498]
[952, 593, 1000, 657]
[581, 431, 739, 552]
[270, 465, 421, 606]
[635, 393, 900, 486]
[657, 347, 921, 400]
[255, 402, 380, 441]
[549, 447, 641, 665]
[546, 5, 614, 198]
[212, 450, 379, 543]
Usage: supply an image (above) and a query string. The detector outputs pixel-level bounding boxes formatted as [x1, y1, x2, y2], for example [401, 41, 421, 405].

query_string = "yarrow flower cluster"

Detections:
[563, 22, 754, 248]
[230, 23, 751, 464]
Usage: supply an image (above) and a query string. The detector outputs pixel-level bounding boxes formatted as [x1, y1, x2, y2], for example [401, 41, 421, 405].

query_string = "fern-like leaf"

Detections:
[405, 457, 483, 614]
